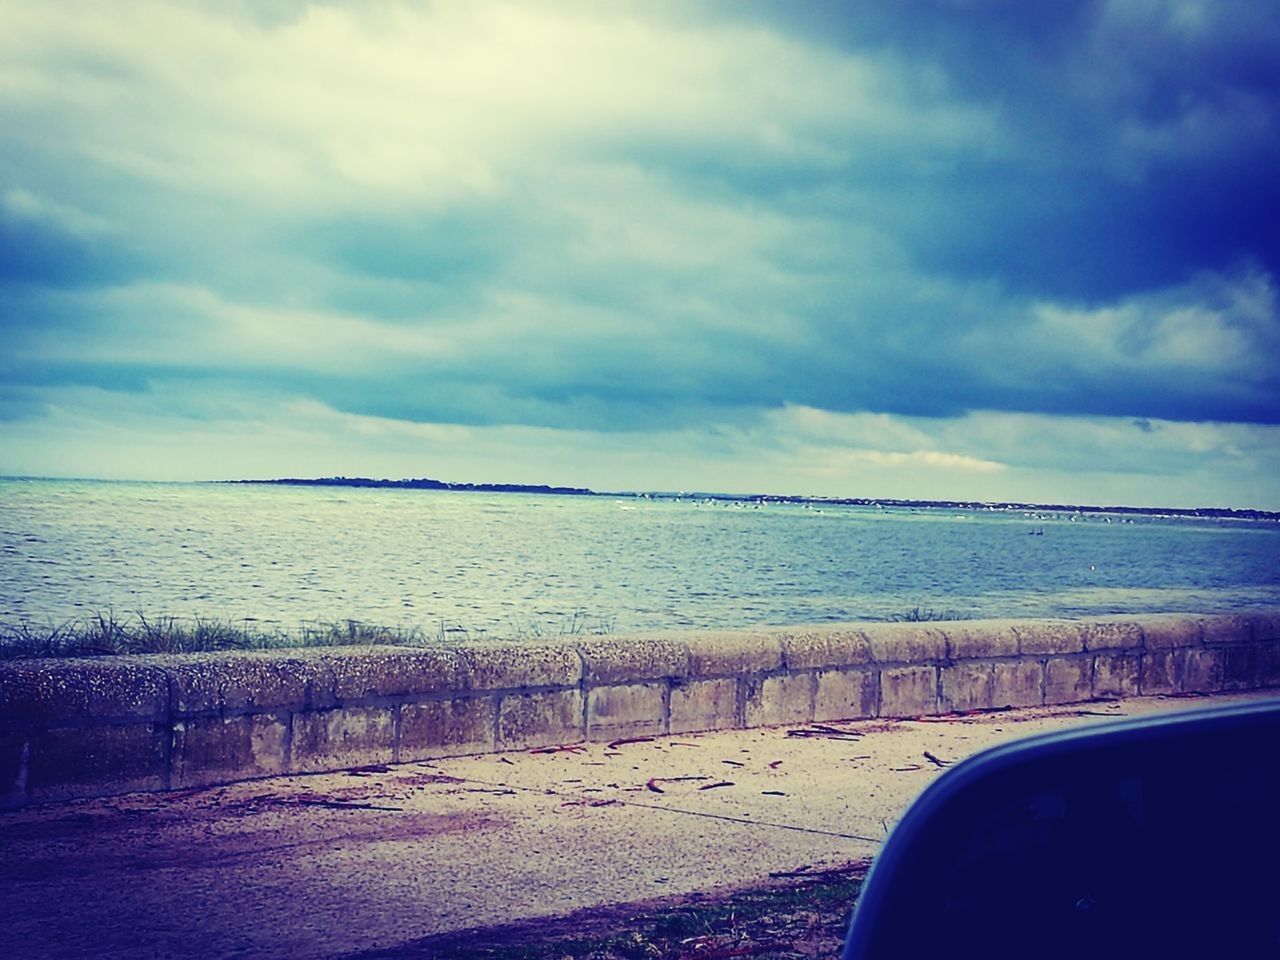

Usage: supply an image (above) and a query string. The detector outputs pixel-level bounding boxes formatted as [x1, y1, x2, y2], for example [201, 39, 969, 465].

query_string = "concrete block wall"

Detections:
[2, 611, 1279, 809]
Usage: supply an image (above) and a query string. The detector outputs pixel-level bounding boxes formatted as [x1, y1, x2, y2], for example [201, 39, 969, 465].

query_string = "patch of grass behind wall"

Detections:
[0, 610, 616, 660]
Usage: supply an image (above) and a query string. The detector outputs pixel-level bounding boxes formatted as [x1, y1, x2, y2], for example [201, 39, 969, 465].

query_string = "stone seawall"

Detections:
[3, 611, 1279, 809]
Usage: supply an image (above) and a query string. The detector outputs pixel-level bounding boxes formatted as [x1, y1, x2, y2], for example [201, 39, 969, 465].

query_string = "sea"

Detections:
[2, 478, 1278, 639]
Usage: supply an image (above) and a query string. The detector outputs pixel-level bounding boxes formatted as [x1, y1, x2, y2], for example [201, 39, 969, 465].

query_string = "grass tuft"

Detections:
[890, 606, 969, 623]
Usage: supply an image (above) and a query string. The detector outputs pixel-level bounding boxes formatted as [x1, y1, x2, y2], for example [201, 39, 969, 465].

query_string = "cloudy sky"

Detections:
[2, 1, 1278, 509]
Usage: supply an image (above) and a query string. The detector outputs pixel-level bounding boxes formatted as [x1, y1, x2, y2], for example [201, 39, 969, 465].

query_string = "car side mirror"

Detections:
[842, 700, 1280, 960]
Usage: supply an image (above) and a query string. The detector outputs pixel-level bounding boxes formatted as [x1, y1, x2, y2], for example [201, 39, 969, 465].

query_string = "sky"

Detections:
[2, 0, 1279, 509]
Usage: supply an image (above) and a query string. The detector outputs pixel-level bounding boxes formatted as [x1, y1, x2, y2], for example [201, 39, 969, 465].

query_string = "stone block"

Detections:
[398, 697, 496, 760]
[1092, 653, 1140, 699]
[684, 631, 783, 676]
[1248, 612, 1280, 643]
[1043, 658, 1092, 705]
[1141, 650, 1186, 695]
[325, 647, 460, 701]
[1138, 615, 1202, 650]
[670, 678, 739, 733]
[1200, 614, 1253, 644]
[0, 659, 170, 723]
[880, 666, 937, 717]
[744, 674, 813, 728]
[992, 660, 1043, 708]
[496, 689, 584, 750]
[1016, 622, 1086, 656]
[814, 669, 877, 722]
[1081, 620, 1143, 652]
[779, 627, 872, 670]
[1221, 646, 1258, 691]
[1183, 648, 1225, 693]
[163, 651, 336, 715]
[291, 706, 395, 773]
[943, 621, 1018, 660]
[458, 643, 582, 690]
[576, 638, 687, 684]
[27, 723, 169, 802]
[863, 623, 947, 664]
[1258, 642, 1280, 688]
[940, 663, 994, 712]
[172, 714, 289, 787]
[587, 683, 666, 739]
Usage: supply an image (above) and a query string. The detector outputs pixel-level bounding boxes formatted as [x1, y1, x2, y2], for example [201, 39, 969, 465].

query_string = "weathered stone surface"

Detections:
[940, 663, 994, 712]
[1043, 658, 1092, 704]
[684, 631, 782, 676]
[1081, 620, 1143, 652]
[496, 689, 584, 750]
[1221, 646, 1258, 691]
[586, 683, 666, 739]
[291, 706, 395, 773]
[943, 621, 1018, 660]
[814, 669, 877, 722]
[1016, 622, 1086, 656]
[1258, 642, 1280, 688]
[1183, 648, 1225, 693]
[172, 714, 289, 787]
[1137, 615, 1202, 650]
[879, 666, 937, 717]
[325, 647, 459, 701]
[992, 660, 1043, 708]
[1199, 614, 1253, 644]
[863, 624, 947, 664]
[1141, 649, 1185, 695]
[743, 674, 813, 728]
[576, 638, 687, 684]
[779, 627, 872, 670]
[1092, 653, 1140, 699]
[669, 678, 738, 733]
[163, 651, 336, 715]
[27, 724, 169, 802]
[0, 659, 169, 723]
[398, 698, 496, 760]
[458, 643, 582, 690]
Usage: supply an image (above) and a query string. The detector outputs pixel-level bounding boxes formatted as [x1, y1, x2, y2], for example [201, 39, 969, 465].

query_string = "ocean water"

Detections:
[1, 478, 1278, 637]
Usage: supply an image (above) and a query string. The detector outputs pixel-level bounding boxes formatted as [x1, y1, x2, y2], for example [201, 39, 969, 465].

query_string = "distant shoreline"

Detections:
[228, 476, 1280, 522]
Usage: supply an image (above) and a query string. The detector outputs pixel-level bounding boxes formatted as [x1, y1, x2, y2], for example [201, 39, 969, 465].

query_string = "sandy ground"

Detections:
[4, 690, 1274, 960]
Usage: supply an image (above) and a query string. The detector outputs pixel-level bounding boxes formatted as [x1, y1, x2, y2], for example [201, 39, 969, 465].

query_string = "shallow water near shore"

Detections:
[2, 478, 1278, 637]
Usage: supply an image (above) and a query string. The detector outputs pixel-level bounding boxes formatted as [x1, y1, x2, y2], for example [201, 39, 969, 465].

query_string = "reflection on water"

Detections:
[1, 478, 1277, 636]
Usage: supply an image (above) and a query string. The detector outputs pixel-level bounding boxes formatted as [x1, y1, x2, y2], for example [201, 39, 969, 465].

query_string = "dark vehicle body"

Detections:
[843, 700, 1280, 959]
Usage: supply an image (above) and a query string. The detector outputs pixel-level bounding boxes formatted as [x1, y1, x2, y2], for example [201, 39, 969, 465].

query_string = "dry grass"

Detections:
[339, 864, 868, 959]
[0, 610, 615, 659]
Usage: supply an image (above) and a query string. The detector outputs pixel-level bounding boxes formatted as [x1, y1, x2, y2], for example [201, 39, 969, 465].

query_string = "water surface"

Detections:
[2, 479, 1277, 636]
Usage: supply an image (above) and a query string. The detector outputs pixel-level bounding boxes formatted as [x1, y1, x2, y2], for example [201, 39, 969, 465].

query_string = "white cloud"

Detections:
[1, 187, 112, 236]
[0, 1, 997, 211]
[766, 405, 937, 451]
[1026, 265, 1277, 377]
[8, 282, 455, 373]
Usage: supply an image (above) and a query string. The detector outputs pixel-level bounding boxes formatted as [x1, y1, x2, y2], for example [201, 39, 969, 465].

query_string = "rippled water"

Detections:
[1, 478, 1278, 636]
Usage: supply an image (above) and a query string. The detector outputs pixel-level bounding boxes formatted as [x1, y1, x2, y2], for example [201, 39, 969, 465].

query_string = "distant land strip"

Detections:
[229, 476, 1280, 522]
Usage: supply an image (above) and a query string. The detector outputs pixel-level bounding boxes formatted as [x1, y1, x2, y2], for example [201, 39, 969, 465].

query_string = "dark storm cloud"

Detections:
[795, 4, 1273, 286]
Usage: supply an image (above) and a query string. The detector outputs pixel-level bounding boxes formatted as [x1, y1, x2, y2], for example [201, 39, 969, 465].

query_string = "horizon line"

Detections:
[4, 474, 1277, 521]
